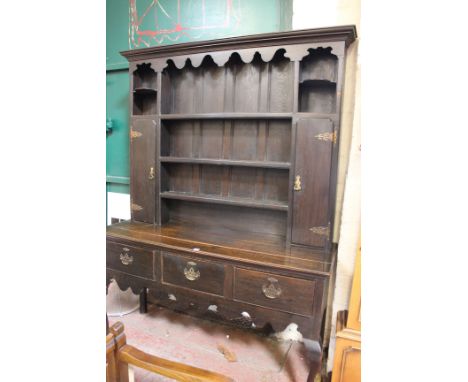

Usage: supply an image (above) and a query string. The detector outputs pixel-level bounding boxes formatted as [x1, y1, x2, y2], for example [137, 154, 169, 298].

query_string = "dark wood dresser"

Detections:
[106, 25, 357, 381]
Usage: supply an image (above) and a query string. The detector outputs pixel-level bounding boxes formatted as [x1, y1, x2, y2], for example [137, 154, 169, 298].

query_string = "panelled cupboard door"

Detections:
[130, 117, 156, 223]
[292, 118, 334, 248]
[331, 338, 361, 382]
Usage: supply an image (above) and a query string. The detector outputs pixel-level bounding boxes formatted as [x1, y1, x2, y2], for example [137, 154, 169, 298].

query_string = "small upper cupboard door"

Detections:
[292, 118, 334, 248]
[130, 117, 156, 223]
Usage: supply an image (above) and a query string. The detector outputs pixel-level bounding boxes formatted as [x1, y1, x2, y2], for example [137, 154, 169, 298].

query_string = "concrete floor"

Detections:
[109, 304, 311, 382]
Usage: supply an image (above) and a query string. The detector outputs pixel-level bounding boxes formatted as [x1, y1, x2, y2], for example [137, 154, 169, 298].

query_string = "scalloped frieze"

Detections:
[123, 26, 356, 63]
[285, 43, 343, 61]
[210, 51, 231, 67]
[170, 56, 189, 69]
[157, 42, 344, 71]
[188, 55, 205, 68]
[260, 48, 281, 63]
[129, 59, 168, 73]
[149, 58, 169, 72]
[166, 47, 275, 70]
[107, 270, 148, 295]
[284, 46, 310, 62]
[236, 49, 256, 63]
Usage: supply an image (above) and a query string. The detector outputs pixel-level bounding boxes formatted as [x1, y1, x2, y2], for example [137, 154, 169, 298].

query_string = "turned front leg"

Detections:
[139, 287, 148, 313]
[303, 339, 322, 382]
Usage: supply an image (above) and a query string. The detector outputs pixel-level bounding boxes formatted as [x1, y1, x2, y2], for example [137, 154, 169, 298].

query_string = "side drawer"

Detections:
[106, 241, 155, 280]
[162, 253, 225, 296]
[233, 268, 316, 317]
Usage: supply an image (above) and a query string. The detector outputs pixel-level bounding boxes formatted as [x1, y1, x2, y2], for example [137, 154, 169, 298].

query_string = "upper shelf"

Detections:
[160, 191, 289, 211]
[132, 112, 336, 120]
[133, 87, 157, 94]
[161, 113, 293, 120]
[160, 157, 290, 169]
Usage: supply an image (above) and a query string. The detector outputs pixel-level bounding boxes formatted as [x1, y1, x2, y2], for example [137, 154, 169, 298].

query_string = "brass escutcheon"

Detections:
[148, 166, 155, 180]
[262, 277, 282, 299]
[293, 175, 302, 191]
[120, 252, 134, 265]
[184, 261, 200, 281]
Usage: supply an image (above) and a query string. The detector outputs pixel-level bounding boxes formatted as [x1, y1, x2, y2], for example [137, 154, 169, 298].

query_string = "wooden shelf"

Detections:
[296, 112, 337, 119]
[133, 87, 157, 94]
[160, 191, 289, 211]
[160, 112, 338, 120]
[160, 157, 290, 169]
[299, 80, 337, 114]
[160, 113, 292, 120]
[299, 79, 337, 85]
[131, 114, 157, 118]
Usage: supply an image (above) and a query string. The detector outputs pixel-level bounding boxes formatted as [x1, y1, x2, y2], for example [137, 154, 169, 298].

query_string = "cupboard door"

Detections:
[292, 118, 334, 248]
[130, 117, 156, 223]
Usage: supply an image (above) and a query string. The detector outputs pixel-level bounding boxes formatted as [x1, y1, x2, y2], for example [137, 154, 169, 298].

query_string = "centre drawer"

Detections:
[233, 268, 316, 317]
[106, 241, 155, 280]
[162, 253, 225, 296]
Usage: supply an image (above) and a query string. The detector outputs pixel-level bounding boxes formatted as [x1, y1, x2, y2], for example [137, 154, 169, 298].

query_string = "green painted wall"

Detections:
[106, 0, 292, 194]
[106, 69, 130, 191]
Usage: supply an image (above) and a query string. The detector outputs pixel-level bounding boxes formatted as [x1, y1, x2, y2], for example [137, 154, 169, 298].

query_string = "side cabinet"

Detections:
[130, 117, 157, 223]
[291, 118, 334, 249]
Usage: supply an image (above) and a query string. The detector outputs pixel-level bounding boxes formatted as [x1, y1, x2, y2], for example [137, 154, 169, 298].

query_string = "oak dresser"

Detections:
[106, 25, 357, 381]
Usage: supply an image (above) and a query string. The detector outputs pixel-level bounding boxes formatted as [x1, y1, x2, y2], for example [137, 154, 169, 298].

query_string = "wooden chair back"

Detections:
[106, 321, 234, 382]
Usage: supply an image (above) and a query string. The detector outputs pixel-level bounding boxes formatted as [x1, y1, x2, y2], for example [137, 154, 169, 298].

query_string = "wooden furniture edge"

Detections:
[121, 25, 357, 60]
[118, 344, 234, 382]
[336, 326, 361, 342]
[108, 322, 234, 382]
[106, 232, 332, 277]
[347, 240, 361, 331]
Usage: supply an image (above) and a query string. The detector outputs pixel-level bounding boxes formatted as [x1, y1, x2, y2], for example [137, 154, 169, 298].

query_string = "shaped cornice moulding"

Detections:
[154, 43, 343, 72]
[166, 47, 277, 70]
[129, 42, 346, 75]
[121, 25, 357, 63]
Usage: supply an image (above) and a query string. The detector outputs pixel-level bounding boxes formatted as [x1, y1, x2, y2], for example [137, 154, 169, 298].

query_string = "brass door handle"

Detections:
[120, 247, 133, 265]
[120, 252, 134, 266]
[293, 175, 302, 191]
[184, 261, 200, 281]
[148, 166, 155, 180]
[262, 277, 282, 299]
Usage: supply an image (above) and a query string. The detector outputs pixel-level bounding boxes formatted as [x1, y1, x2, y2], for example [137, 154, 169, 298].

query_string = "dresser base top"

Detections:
[107, 220, 333, 276]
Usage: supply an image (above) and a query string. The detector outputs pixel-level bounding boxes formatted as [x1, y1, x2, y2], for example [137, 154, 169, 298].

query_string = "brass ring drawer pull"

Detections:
[120, 248, 134, 265]
[184, 261, 200, 281]
[262, 277, 282, 299]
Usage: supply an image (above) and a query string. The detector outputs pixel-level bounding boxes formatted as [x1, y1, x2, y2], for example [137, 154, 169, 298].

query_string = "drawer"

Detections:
[233, 268, 316, 316]
[162, 253, 225, 296]
[106, 241, 154, 279]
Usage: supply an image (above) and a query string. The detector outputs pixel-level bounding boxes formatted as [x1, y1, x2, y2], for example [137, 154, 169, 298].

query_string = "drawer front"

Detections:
[162, 253, 225, 296]
[234, 268, 316, 316]
[107, 241, 154, 279]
